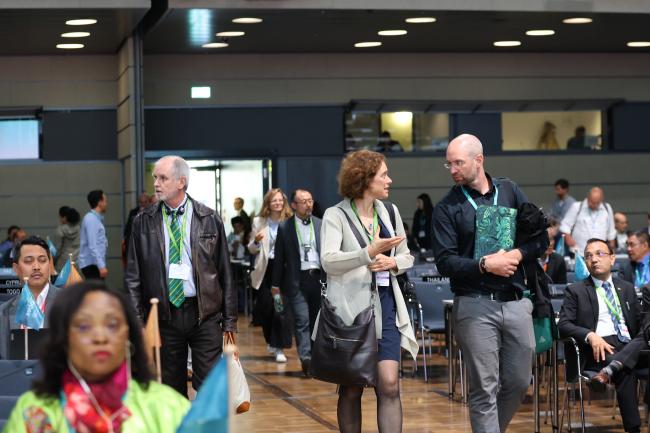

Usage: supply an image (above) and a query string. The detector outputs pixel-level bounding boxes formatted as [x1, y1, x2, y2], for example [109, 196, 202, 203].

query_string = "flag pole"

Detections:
[149, 298, 162, 383]
[23, 277, 29, 360]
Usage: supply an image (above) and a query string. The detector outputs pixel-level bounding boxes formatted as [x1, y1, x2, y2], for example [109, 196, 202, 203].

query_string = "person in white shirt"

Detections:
[560, 187, 615, 255]
[0, 236, 61, 359]
[614, 212, 629, 253]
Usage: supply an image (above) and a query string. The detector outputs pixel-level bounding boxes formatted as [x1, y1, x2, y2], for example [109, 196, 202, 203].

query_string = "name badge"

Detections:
[307, 249, 319, 262]
[169, 263, 191, 281]
[418, 230, 426, 238]
[376, 271, 390, 287]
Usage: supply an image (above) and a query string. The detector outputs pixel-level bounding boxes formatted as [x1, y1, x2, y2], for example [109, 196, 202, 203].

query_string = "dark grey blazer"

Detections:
[272, 215, 322, 296]
[0, 285, 60, 359]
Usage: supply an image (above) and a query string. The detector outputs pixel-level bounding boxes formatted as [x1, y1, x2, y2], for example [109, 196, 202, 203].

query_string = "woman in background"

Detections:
[411, 193, 434, 250]
[55, 206, 81, 270]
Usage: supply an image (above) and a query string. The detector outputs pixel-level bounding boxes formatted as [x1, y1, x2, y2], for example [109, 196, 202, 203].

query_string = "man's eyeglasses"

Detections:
[444, 160, 466, 170]
[584, 250, 611, 260]
[294, 199, 314, 205]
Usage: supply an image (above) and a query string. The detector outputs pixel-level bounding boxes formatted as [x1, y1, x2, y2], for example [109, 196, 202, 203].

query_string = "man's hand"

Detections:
[223, 331, 239, 360]
[564, 233, 576, 248]
[254, 232, 264, 243]
[587, 332, 615, 362]
[368, 254, 397, 272]
[368, 236, 404, 258]
[99, 267, 109, 278]
[483, 250, 519, 277]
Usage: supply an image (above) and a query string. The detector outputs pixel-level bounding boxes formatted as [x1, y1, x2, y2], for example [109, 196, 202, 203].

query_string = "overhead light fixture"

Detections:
[232, 17, 262, 24]
[627, 41, 650, 47]
[65, 19, 97, 26]
[493, 40, 521, 47]
[61, 32, 90, 38]
[202, 42, 229, 48]
[563, 17, 592, 24]
[525, 29, 555, 36]
[216, 31, 245, 37]
[405, 17, 436, 24]
[191, 86, 211, 99]
[354, 42, 382, 48]
[378, 30, 407, 36]
[56, 43, 84, 49]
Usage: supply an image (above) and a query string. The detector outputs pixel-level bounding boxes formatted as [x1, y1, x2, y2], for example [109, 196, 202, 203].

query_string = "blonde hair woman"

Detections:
[248, 188, 293, 362]
[319, 150, 419, 433]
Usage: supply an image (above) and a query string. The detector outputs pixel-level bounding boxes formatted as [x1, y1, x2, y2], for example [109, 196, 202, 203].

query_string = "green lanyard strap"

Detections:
[162, 204, 189, 263]
[595, 285, 623, 322]
[295, 217, 315, 246]
[461, 184, 499, 210]
[350, 200, 379, 243]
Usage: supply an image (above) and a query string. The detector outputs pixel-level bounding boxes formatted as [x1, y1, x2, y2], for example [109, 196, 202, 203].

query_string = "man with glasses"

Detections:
[560, 187, 616, 255]
[619, 231, 650, 292]
[558, 238, 642, 433]
[433, 134, 548, 433]
[271, 189, 323, 376]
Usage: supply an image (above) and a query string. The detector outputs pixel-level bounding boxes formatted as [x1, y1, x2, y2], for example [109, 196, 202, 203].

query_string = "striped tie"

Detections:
[602, 282, 630, 343]
[168, 210, 185, 307]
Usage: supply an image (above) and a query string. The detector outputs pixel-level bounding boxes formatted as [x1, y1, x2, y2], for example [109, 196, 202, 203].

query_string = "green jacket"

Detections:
[3, 380, 190, 433]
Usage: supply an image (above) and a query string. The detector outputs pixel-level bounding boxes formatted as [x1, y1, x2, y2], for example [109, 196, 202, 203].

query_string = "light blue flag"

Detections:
[46, 237, 57, 259]
[15, 282, 44, 329]
[575, 253, 590, 281]
[55, 258, 71, 287]
[555, 236, 565, 257]
[177, 355, 229, 433]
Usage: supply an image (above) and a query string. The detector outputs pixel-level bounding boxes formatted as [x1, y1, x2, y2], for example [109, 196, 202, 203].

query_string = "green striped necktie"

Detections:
[168, 210, 185, 307]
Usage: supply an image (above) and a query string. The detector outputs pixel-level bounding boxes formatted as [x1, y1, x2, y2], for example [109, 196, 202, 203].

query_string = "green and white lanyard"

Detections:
[595, 283, 623, 322]
[350, 200, 379, 243]
[295, 217, 315, 262]
[461, 184, 499, 210]
[162, 203, 189, 264]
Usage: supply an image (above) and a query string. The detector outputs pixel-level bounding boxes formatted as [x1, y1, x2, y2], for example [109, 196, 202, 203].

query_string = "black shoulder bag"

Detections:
[382, 201, 416, 299]
[310, 208, 378, 387]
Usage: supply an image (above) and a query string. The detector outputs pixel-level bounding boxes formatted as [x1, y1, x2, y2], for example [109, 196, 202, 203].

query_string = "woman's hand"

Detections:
[254, 232, 264, 243]
[368, 236, 404, 258]
[368, 254, 397, 272]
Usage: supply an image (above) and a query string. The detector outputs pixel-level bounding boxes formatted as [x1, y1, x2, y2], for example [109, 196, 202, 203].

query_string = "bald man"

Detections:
[560, 187, 616, 254]
[433, 134, 548, 433]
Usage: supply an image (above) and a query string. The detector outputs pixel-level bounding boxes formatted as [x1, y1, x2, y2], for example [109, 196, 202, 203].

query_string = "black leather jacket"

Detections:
[125, 197, 237, 332]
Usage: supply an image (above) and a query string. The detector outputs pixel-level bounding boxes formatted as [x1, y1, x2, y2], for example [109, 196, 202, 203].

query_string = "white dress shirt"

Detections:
[296, 219, 320, 270]
[591, 275, 626, 338]
[162, 195, 196, 297]
[560, 200, 616, 254]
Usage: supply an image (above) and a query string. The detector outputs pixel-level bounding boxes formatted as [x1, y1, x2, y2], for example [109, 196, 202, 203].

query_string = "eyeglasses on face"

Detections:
[294, 199, 314, 205]
[584, 250, 611, 260]
[444, 160, 466, 170]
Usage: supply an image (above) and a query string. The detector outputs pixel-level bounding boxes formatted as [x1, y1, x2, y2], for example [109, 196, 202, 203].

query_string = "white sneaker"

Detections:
[266, 344, 276, 354]
[275, 351, 287, 363]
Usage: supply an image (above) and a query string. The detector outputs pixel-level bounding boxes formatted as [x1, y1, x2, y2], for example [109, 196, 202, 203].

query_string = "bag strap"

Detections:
[570, 200, 584, 234]
[337, 206, 377, 304]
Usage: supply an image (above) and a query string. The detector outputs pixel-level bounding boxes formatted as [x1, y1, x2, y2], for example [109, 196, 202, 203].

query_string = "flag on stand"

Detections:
[574, 253, 590, 281]
[15, 280, 44, 329]
[144, 298, 162, 383]
[555, 235, 565, 257]
[176, 351, 231, 433]
[54, 258, 71, 287]
[46, 237, 57, 259]
[66, 262, 83, 286]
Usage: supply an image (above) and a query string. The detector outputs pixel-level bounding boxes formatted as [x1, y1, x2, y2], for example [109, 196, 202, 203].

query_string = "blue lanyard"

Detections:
[461, 184, 499, 210]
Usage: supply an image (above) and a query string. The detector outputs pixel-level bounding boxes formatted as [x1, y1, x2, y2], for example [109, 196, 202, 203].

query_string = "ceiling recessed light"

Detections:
[354, 41, 382, 48]
[232, 17, 262, 24]
[563, 17, 592, 24]
[378, 30, 407, 36]
[526, 29, 555, 36]
[202, 42, 229, 48]
[65, 19, 97, 26]
[405, 17, 436, 24]
[493, 40, 521, 47]
[56, 43, 84, 49]
[627, 41, 650, 47]
[61, 32, 90, 38]
[216, 31, 245, 37]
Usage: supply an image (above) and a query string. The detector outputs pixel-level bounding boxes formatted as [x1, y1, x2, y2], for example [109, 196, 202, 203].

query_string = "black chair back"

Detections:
[0, 360, 41, 396]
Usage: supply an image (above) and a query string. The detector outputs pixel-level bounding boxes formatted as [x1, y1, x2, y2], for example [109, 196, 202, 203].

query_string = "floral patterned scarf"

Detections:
[61, 362, 131, 433]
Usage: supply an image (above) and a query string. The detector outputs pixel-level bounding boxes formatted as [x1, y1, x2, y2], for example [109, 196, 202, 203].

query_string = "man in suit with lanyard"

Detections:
[272, 189, 323, 376]
[558, 238, 642, 433]
[433, 134, 548, 433]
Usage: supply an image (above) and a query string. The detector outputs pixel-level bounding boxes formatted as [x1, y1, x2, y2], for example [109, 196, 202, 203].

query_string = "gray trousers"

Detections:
[453, 295, 535, 433]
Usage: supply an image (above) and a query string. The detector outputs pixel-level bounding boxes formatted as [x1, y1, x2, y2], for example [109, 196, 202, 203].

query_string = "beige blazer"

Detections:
[316, 199, 419, 361]
[247, 216, 272, 290]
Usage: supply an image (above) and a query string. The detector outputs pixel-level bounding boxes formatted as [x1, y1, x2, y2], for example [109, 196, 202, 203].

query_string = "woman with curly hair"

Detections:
[319, 150, 419, 433]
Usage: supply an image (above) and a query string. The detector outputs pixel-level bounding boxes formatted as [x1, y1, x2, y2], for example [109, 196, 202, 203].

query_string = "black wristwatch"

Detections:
[479, 256, 487, 274]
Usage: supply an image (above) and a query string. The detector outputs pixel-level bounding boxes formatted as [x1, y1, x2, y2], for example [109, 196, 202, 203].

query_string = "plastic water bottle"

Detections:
[273, 293, 284, 313]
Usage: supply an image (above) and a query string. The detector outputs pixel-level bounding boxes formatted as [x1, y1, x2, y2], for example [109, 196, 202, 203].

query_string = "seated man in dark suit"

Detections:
[558, 238, 642, 433]
[0, 236, 61, 359]
[618, 231, 650, 292]
[540, 235, 567, 284]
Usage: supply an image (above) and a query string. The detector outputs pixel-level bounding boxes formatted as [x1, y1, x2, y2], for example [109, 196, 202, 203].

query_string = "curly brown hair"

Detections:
[337, 150, 386, 199]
